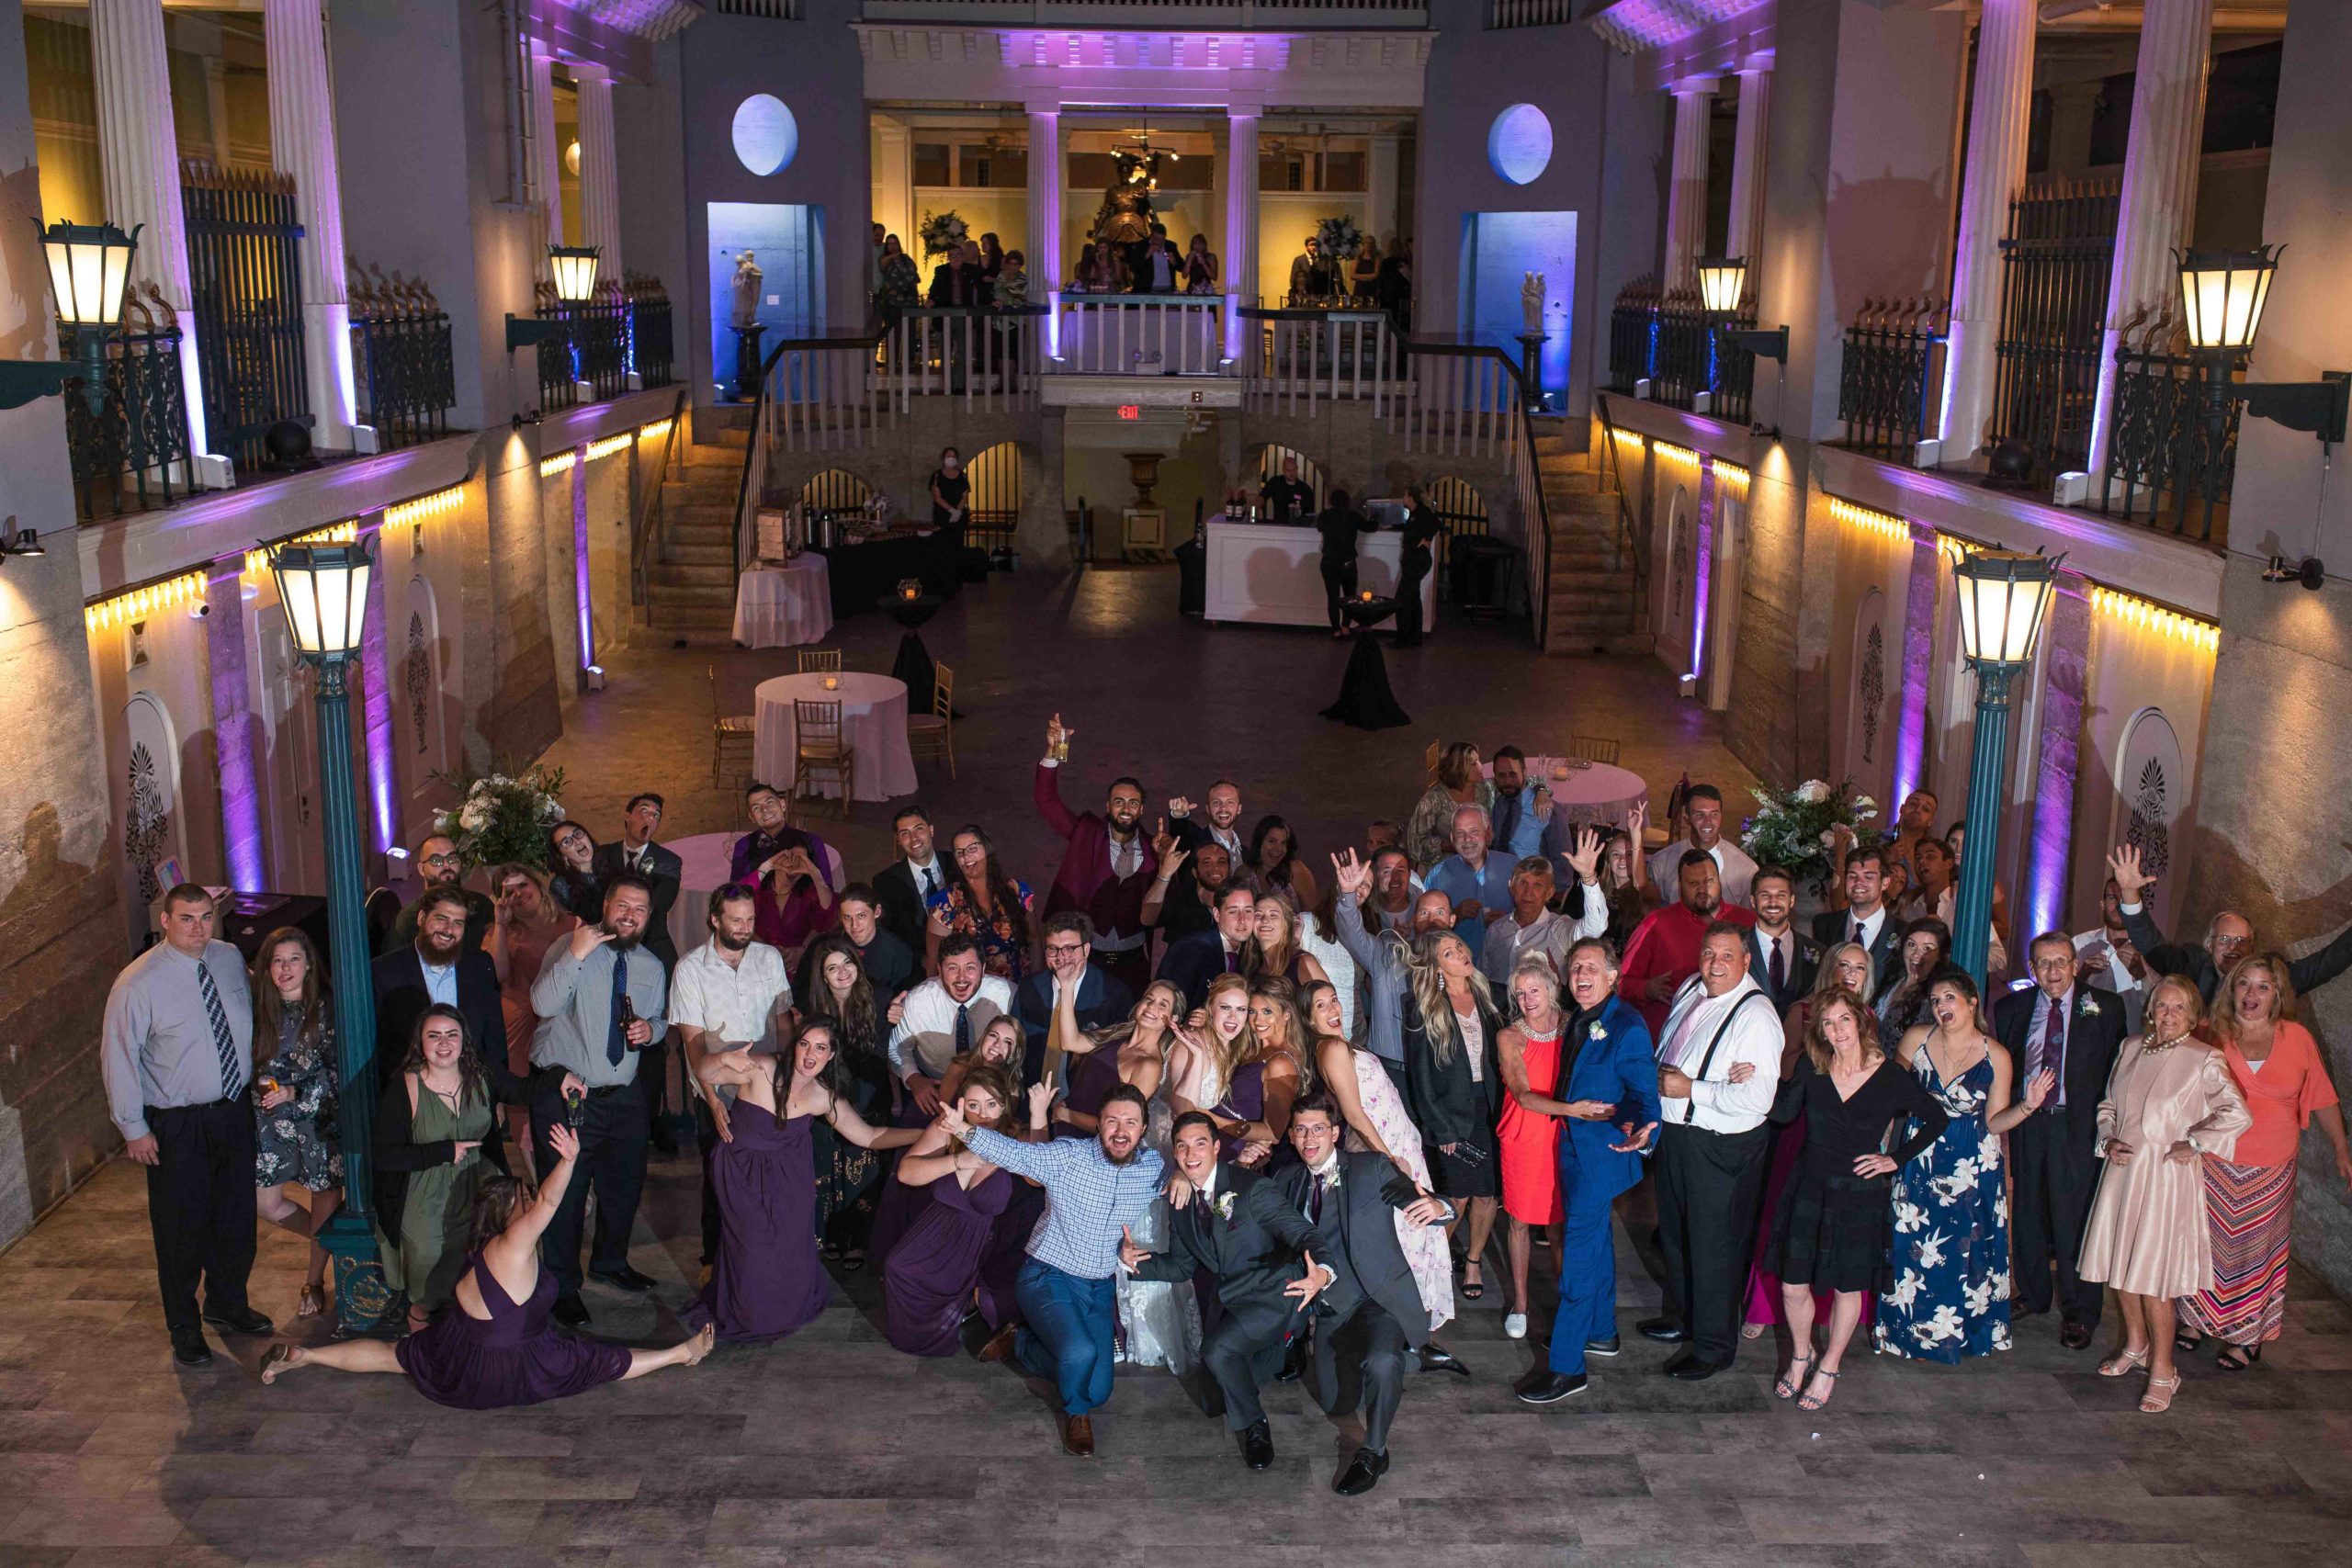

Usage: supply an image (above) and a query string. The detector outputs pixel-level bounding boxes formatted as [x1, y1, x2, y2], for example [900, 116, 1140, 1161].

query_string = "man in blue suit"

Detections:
[1515, 936, 1661, 1404]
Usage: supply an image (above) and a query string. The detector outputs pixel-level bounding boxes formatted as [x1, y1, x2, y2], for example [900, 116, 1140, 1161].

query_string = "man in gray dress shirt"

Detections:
[100, 885, 274, 1366]
[527, 873, 669, 1326]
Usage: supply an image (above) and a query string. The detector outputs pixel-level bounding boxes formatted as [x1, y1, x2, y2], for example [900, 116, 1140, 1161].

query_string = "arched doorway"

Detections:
[965, 440, 1024, 556]
[1253, 444, 1325, 514]
[799, 468, 876, 517]
[1422, 476, 1489, 572]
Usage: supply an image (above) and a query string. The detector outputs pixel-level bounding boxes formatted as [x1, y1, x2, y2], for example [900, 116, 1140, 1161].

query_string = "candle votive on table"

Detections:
[822, 674, 840, 691]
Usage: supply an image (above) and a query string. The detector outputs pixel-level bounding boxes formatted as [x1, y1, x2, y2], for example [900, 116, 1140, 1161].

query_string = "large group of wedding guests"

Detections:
[99, 721, 2352, 1486]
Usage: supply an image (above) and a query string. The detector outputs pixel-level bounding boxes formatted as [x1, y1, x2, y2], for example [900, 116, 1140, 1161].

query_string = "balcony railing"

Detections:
[1988, 177, 2118, 482]
[1054, 295, 1226, 377]
[348, 265, 456, 452]
[62, 286, 197, 520]
[1838, 297, 1948, 458]
[859, 0, 1427, 25]
[2093, 307, 2237, 546]
[181, 160, 311, 475]
[529, 278, 674, 410]
[626, 275, 675, 390]
[1488, 0, 1576, 26]
[1603, 277, 1749, 423]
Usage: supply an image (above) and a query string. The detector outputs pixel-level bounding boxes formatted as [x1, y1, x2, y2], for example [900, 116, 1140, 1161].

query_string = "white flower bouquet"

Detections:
[1739, 777, 1877, 895]
[431, 761, 568, 872]
[919, 209, 970, 258]
[1316, 214, 1364, 261]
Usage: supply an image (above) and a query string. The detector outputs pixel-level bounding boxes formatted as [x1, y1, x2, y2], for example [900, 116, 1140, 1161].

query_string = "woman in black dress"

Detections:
[1400, 926, 1505, 1301]
[1767, 986, 1949, 1410]
[800, 934, 894, 1267]
[929, 446, 971, 556]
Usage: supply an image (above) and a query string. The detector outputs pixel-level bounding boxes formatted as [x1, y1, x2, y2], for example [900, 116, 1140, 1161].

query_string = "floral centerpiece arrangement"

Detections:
[1740, 778, 1877, 896]
[919, 209, 970, 258]
[1316, 214, 1365, 261]
[430, 762, 568, 872]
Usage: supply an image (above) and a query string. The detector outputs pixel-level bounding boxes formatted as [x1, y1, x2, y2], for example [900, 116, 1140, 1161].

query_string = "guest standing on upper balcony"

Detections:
[1185, 233, 1218, 295]
[1289, 234, 1334, 303]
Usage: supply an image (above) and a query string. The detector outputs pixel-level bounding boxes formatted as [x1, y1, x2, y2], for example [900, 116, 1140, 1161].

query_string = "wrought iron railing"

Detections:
[1606, 276, 1660, 393]
[181, 160, 311, 475]
[62, 285, 197, 520]
[1489, 0, 1575, 24]
[1838, 297, 1948, 457]
[626, 274, 674, 389]
[347, 264, 456, 451]
[1602, 277, 1745, 419]
[1989, 177, 2118, 481]
[2095, 306, 2237, 545]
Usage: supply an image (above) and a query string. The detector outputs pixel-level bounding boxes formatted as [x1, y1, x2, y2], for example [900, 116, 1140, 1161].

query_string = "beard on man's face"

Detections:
[604, 922, 643, 952]
[717, 930, 752, 953]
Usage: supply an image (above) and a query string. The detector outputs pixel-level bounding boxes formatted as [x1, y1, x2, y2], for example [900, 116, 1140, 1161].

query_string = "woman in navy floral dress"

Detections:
[249, 930, 343, 1319]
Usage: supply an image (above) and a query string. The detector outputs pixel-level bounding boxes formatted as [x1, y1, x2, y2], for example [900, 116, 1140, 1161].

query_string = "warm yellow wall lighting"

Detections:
[1828, 495, 1909, 545]
[85, 570, 207, 633]
[1710, 459, 1750, 491]
[384, 484, 465, 532]
[2089, 585, 2221, 655]
[243, 520, 356, 582]
[540, 451, 577, 478]
[584, 433, 633, 462]
[1653, 440, 1701, 468]
[639, 418, 674, 442]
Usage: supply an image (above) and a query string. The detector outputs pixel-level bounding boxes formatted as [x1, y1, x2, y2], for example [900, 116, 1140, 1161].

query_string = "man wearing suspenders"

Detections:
[1637, 921, 1784, 1380]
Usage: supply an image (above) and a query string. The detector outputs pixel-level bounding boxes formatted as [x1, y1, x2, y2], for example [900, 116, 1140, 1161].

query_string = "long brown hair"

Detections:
[1802, 986, 1881, 1075]
[950, 1062, 1023, 1144]
[467, 1176, 531, 1250]
[401, 1002, 488, 1108]
[1248, 975, 1313, 1090]
[1435, 740, 1482, 795]
[250, 926, 328, 1067]
[1245, 889, 1300, 980]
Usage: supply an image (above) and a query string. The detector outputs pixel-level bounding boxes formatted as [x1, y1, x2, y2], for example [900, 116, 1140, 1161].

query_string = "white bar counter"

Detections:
[1202, 522, 1438, 629]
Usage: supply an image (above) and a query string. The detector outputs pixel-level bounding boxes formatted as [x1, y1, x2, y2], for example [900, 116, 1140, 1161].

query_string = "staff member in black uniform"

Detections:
[1315, 489, 1376, 639]
[1392, 485, 1447, 648]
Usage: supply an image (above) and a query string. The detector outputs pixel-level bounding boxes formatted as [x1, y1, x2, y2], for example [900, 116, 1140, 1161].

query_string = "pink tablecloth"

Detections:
[731, 554, 833, 649]
[752, 671, 919, 805]
[1519, 758, 1649, 858]
[664, 831, 741, 959]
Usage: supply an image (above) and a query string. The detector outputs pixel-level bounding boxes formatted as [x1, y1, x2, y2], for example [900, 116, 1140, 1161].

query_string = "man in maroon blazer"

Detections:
[1035, 713, 1159, 998]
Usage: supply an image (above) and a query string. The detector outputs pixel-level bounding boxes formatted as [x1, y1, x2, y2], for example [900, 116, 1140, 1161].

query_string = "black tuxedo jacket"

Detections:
[593, 841, 682, 969]
[1811, 907, 1901, 992]
[369, 945, 512, 1095]
[1272, 1151, 1442, 1349]
[1747, 926, 1821, 1014]
[1128, 1163, 1317, 1346]
[1992, 986, 2128, 1156]
[1156, 928, 1243, 1011]
[872, 860, 937, 954]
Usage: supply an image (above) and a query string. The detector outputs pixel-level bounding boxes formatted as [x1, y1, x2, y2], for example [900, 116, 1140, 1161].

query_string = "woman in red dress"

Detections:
[1495, 955, 1568, 1341]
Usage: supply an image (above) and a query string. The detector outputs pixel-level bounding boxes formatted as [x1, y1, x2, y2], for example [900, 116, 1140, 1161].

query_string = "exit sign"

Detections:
[1116, 404, 1141, 420]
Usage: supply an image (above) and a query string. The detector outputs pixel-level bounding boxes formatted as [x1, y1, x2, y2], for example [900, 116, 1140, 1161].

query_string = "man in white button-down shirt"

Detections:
[670, 886, 793, 1269]
[1637, 922, 1781, 1380]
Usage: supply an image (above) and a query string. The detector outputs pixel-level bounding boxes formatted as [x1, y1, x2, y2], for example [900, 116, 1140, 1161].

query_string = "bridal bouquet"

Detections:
[1740, 778, 1877, 895]
[431, 762, 568, 872]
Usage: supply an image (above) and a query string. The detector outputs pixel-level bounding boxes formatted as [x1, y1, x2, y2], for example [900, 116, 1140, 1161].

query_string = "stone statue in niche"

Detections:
[729, 251, 763, 328]
[1521, 271, 1546, 336]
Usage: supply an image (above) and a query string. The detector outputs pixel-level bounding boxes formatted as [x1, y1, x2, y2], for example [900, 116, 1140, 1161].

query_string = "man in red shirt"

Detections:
[1617, 852, 1756, 1034]
[1035, 713, 1159, 996]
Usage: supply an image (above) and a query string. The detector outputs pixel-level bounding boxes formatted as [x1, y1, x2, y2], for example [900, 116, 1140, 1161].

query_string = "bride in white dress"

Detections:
[1055, 978, 1200, 1372]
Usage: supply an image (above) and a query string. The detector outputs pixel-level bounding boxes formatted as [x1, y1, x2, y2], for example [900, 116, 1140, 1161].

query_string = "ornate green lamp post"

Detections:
[1948, 547, 2060, 986]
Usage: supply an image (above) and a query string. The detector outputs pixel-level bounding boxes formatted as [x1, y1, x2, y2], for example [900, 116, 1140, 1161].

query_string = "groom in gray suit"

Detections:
[1271, 1092, 1454, 1497]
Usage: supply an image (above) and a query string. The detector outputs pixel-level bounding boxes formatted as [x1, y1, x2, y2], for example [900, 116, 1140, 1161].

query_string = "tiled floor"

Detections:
[9, 565, 2348, 1565]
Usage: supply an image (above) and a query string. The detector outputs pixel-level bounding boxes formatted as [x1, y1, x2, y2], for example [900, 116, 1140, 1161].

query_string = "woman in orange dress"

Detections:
[1495, 954, 1568, 1343]
[2177, 954, 2352, 1368]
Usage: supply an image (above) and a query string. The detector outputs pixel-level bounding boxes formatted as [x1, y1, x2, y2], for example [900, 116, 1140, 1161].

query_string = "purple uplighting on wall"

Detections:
[1690, 461, 1714, 681]
[574, 447, 595, 671]
[358, 519, 400, 853]
[2025, 576, 2091, 941]
[1892, 525, 1939, 809]
[204, 566, 267, 891]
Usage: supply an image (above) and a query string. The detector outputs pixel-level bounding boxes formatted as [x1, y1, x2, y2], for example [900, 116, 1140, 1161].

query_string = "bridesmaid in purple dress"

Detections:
[882, 1063, 1023, 1355]
[688, 1022, 922, 1346]
[260, 1123, 715, 1402]
[869, 1017, 1030, 1270]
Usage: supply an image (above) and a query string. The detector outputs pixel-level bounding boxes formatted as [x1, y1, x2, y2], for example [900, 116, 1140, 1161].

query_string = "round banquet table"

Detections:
[731, 554, 834, 649]
[1476, 757, 1650, 857]
[752, 671, 919, 805]
[664, 831, 741, 959]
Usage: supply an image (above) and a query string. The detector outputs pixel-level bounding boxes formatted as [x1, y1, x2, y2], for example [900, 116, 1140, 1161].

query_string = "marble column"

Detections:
[529, 50, 566, 255]
[573, 62, 623, 285]
[1025, 107, 1062, 312]
[88, 0, 212, 459]
[264, 0, 356, 448]
[2024, 572, 2091, 943]
[1663, 80, 1716, 287]
[1223, 107, 1261, 355]
[1367, 132, 1400, 250]
[1725, 68, 1770, 261]
[1938, 0, 2035, 461]
[2084, 0, 2212, 479]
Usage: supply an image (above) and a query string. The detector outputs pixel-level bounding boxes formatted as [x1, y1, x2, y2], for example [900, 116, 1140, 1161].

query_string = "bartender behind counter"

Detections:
[1260, 455, 1315, 524]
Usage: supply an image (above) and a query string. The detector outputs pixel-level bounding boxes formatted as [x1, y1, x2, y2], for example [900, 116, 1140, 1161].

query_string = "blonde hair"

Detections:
[1814, 940, 1878, 1009]
[1403, 927, 1494, 1066]
[1247, 975, 1312, 1090]
[2146, 973, 2207, 1039]
[1202, 972, 1256, 1089]
[490, 861, 560, 925]
[2212, 953, 2296, 1043]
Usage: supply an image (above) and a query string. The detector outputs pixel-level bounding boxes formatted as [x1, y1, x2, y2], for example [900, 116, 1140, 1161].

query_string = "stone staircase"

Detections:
[644, 423, 749, 646]
[1531, 415, 1645, 656]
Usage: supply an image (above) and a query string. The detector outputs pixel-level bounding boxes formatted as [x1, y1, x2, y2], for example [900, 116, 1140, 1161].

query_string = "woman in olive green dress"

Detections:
[375, 1004, 506, 1331]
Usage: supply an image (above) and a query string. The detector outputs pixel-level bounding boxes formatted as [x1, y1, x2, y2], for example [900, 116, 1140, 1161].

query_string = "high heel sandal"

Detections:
[2098, 1346, 2150, 1378]
[1741, 1321, 1768, 1341]
[1774, 1353, 1815, 1400]
[2174, 1328, 2204, 1355]
[1460, 1261, 1485, 1301]
[258, 1345, 300, 1385]
[1797, 1367, 1839, 1411]
[2215, 1342, 2262, 1371]
[2139, 1371, 2181, 1414]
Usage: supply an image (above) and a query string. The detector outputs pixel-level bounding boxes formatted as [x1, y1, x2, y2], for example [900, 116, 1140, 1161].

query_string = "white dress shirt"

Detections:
[1654, 974, 1781, 1134]
[2072, 926, 2146, 1033]
[1647, 837, 1758, 909]
[904, 855, 946, 903]
[1838, 905, 1889, 953]
[1479, 896, 1607, 985]
[888, 974, 1016, 1080]
[669, 938, 792, 1101]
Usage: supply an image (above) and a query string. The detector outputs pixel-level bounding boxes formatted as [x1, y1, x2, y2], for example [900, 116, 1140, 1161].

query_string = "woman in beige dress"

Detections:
[2075, 974, 2251, 1414]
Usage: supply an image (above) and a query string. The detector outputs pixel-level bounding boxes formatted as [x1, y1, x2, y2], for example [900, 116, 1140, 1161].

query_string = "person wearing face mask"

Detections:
[526, 874, 671, 1328]
[929, 446, 970, 556]
[375, 1006, 512, 1333]
[1512, 940, 1659, 1404]
[2108, 842, 2352, 1007]
[670, 886, 793, 1278]
[1035, 713, 1159, 998]
[688, 1021, 921, 1345]
[948, 1084, 1167, 1458]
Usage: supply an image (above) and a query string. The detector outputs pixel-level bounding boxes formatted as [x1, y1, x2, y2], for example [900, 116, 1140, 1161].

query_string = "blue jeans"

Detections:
[1014, 1258, 1118, 1416]
[1546, 1158, 1622, 1377]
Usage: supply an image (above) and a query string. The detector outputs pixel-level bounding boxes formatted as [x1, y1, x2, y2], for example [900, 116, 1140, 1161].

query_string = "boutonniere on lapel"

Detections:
[2078, 996, 2101, 1017]
[1214, 1191, 1237, 1222]
[1589, 1023, 1610, 1042]
[1323, 1168, 1344, 1193]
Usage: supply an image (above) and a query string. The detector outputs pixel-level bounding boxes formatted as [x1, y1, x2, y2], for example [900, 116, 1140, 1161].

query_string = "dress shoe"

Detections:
[1333, 1447, 1389, 1496]
[590, 1265, 659, 1293]
[1514, 1368, 1588, 1404]
[2059, 1318, 2095, 1351]
[169, 1329, 213, 1368]
[200, 1303, 274, 1335]
[1060, 1414, 1095, 1459]
[1637, 1315, 1689, 1344]
[1419, 1343, 1470, 1377]
[551, 1294, 591, 1328]
[1275, 1340, 1306, 1382]
[977, 1324, 1019, 1363]
[1585, 1337, 1623, 1358]
[1664, 1351, 1723, 1382]
[1238, 1420, 1274, 1471]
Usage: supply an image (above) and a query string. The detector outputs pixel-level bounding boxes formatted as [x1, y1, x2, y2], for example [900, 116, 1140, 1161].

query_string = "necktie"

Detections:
[1850, 917, 1865, 946]
[1494, 790, 1521, 851]
[196, 959, 242, 1100]
[1224, 947, 1238, 974]
[1308, 1172, 1328, 1224]
[954, 1001, 972, 1056]
[921, 865, 937, 898]
[607, 953, 629, 1066]
[1769, 935, 1787, 998]
[2042, 1001, 2067, 1106]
